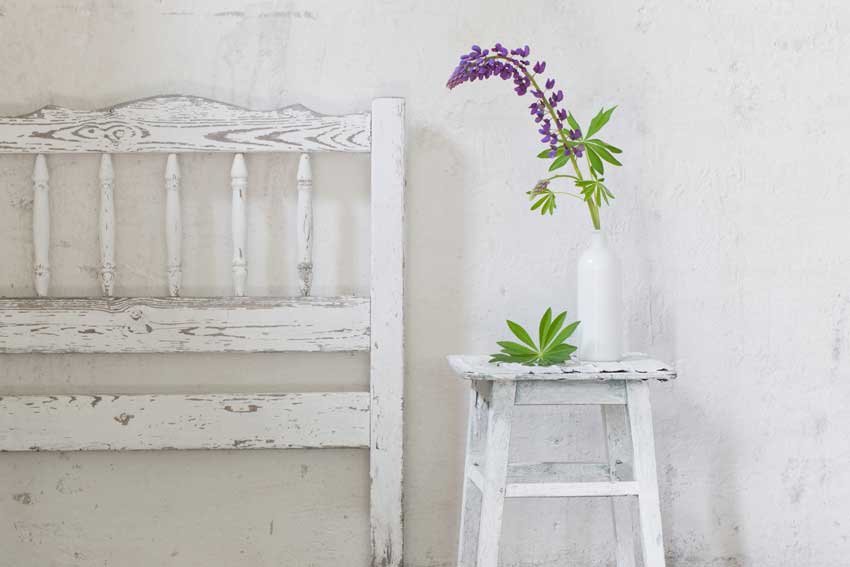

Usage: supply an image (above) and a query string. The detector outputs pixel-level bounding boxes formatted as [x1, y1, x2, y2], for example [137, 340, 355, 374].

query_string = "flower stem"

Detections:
[492, 54, 602, 229]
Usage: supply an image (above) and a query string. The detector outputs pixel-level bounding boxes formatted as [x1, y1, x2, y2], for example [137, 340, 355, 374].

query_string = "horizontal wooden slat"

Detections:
[507, 461, 614, 483]
[515, 381, 627, 405]
[505, 481, 640, 499]
[0, 296, 369, 353]
[0, 392, 370, 451]
[0, 95, 371, 153]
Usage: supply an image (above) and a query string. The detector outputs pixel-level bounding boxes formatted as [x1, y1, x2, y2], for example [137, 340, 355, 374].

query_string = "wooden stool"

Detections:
[448, 355, 676, 567]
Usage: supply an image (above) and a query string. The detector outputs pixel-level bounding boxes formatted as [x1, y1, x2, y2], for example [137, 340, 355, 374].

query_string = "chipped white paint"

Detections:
[31, 154, 49, 296]
[0, 296, 370, 353]
[603, 405, 637, 567]
[0, 95, 406, 567]
[447, 354, 676, 381]
[476, 381, 515, 567]
[231, 153, 247, 296]
[450, 357, 673, 567]
[297, 153, 313, 296]
[369, 97, 405, 567]
[0, 95, 371, 153]
[627, 381, 666, 567]
[164, 154, 182, 297]
[98, 154, 116, 296]
[0, 392, 370, 451]
[515, 381, 627, 405]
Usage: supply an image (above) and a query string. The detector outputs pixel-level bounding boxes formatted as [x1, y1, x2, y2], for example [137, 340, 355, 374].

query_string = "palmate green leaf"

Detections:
[585, 106, 617, 139]
[490, 309, 580, 367]
[567, 112, 581, 132]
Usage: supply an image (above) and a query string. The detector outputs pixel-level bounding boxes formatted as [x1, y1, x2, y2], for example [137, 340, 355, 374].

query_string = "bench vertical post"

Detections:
[370, 97, 405, 567]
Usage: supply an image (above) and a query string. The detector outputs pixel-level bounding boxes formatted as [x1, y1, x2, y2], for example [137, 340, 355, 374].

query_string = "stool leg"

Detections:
[602, 404, 637, 567]
[626, 381, 666, 567]
[458, 385, 489, 567]
[476, 382, 516, 567]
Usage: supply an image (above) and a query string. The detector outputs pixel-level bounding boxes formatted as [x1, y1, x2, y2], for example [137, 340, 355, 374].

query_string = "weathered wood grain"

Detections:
[31, 154, 50, 296]
[0, 95, 371, 154]
[164, 154, 182, 297]
[231, 154, 248, 296]
[0, 296, 370, 353]
[448, 354, 677, 382]
[297, 153, 314, 296]
[0, 392, 370, 451]
[369, 98, 405, 567]
[98, 154, 116, 296]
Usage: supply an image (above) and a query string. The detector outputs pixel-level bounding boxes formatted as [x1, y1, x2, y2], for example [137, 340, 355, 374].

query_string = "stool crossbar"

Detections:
[448, 355, 676, 567]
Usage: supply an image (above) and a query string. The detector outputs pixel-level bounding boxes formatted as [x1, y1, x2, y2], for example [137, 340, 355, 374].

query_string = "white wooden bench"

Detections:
[0, 95, 405, 567]
[448, 354, 675, 567]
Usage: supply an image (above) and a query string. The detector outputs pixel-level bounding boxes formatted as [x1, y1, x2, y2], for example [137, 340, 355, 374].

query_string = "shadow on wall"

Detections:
[403, 121, 472, 559]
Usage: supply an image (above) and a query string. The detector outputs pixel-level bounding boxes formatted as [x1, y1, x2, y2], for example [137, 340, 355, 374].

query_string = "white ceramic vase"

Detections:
[577, 230, 622, 361]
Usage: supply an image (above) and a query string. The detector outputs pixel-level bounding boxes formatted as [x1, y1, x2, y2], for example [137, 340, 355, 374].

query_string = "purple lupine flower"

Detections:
[446, 42, 573, 156]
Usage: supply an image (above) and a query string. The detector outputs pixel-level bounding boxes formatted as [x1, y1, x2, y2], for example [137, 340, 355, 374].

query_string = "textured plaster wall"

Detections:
[0, 1, 849, 566]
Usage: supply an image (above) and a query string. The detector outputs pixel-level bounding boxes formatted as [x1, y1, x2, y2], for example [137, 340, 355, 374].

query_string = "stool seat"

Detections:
[449, 354, 675, 567]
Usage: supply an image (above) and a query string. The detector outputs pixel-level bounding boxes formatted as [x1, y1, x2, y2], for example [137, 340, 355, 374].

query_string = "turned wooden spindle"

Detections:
[297, 153, 313, 296]
[164, 154, 182, 297]
[231, 154, 248, 296]
[98, 154, 116, 296]
[32, 154, 50, 297]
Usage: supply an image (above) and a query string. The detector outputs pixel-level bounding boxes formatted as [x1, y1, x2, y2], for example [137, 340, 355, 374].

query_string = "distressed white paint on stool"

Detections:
[297, 152, 313, 296]
[164, 154, 182, 297]
[98, 154, 116, 296]
[449, 355, 674, 567]
[31, 154, 50, 296]
[231, 153, 247, 296]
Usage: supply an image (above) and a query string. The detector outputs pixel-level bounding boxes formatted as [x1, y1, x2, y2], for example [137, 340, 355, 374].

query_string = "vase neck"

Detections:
[590, 230, 607, 248]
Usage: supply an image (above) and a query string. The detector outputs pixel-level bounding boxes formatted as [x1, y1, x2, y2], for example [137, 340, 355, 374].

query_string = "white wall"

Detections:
[1, 1, 849, 565]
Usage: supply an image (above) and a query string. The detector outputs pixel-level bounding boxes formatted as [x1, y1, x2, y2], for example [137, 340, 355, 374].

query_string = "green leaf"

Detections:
[530, 196, 547, 211]
[589, 139, 622, 154]
[538, 147, 564, 159]
[493, 309, 580, 367]
[585, 106, 617, 139]
[585, 146, 604, 175]
[591, 144, 622, 166]
[538, 308, 552, 346]
[567, 112, 581, 132]
[549, 155, 568, 171]
[496, 340, 537, 356]
[507, 320, 536, 350]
